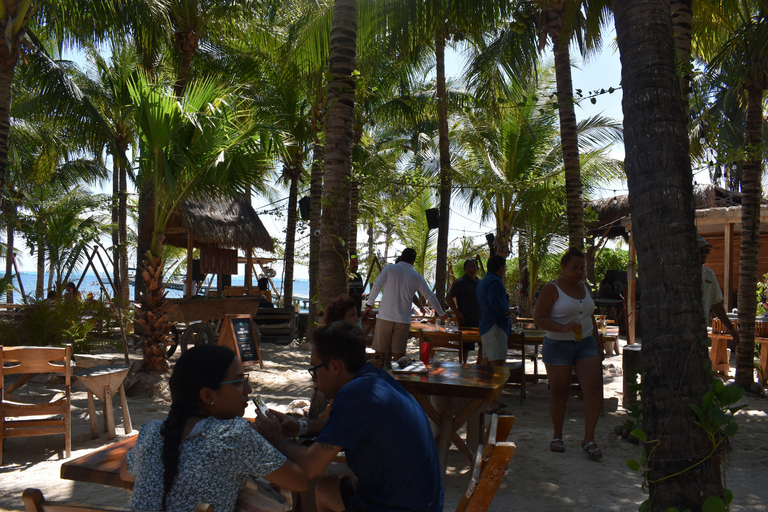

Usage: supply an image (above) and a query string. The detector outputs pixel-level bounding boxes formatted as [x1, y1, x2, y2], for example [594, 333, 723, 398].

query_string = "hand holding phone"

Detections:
[252, 396, 269, 415]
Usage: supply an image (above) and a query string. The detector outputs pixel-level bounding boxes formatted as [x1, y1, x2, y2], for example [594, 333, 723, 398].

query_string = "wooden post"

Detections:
[723, 222, 733, 311]
[185, 233, 194, 298]
[627, 228, 637, 345]
[245, 249, 253, 294]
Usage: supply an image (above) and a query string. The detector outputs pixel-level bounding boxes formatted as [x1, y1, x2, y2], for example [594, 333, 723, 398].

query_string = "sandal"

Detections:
[550, 438, 565, 453]
[581, 441, 603, 460]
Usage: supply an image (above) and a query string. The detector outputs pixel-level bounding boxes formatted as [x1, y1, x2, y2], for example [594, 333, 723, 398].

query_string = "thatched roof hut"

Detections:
[143, 194, 274, 252]
[586, 184, 759, 240]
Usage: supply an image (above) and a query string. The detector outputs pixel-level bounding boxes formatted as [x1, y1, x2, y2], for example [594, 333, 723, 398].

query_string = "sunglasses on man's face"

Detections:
[700, 248, 711, 255]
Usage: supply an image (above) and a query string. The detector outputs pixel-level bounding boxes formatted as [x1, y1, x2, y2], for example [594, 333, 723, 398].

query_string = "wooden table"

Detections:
[60, 435, 137, 489]
[409, 320, 480, 342]
[76, 364, 133, 439]
[392, 361, 509, 474]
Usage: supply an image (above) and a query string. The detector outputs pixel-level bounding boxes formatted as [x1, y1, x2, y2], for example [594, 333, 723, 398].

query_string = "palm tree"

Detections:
[317, 0, 358, 311]
[614, 0, 722, 508]
[699, 0, 768, 391]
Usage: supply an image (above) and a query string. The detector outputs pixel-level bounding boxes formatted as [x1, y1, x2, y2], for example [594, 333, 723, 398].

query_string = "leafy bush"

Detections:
[0, 297, 119, 353]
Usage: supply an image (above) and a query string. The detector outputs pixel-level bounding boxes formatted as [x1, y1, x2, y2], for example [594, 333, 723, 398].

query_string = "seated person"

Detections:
[257, 277, 274, 308]
[64, 282, 81, 303]
[123, 345, 307, 512]
[323, 294, 360, 327]
[254, 322, 444, 512]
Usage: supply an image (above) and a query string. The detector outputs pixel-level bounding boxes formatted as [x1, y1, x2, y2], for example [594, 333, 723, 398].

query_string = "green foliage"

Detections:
[0, 297, 119, 354]
[594, 247, 629, 283]
[627, 377, 745, 511]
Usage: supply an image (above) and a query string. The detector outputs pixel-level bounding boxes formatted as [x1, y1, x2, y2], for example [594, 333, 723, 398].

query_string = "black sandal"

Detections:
[550, 438, 565, 453]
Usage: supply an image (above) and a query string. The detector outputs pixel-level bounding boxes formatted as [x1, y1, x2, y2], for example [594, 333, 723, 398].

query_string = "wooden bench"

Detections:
[455, 413, 516, 512]
[23, 488, 212, 512]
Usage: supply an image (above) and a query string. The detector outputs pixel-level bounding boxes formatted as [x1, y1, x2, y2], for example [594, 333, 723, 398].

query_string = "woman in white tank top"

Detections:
[533, 247, 604, 460]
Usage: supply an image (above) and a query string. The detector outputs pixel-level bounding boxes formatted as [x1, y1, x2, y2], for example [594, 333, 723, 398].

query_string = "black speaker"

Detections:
[191, 259, 204, 282]
[425, 208, 439, 230]
[298, 196, 311, 220]
[486, 233, 496, 256]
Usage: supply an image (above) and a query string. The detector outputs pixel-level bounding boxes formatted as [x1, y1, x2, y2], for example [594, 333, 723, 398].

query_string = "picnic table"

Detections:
[391, 361, 509, 475]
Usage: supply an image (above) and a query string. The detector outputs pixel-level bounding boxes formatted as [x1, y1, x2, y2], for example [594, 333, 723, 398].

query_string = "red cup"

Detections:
[420, 341, 431, 368]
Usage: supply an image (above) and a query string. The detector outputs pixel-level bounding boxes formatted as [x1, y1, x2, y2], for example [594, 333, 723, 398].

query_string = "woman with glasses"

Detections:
[123, 345, 307, 512]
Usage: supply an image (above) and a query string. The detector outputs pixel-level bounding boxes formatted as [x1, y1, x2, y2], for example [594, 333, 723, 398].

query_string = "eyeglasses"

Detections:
[308, 360, 332, 379]
[700, 248, 711, 255]
[218, 374, 251, 387]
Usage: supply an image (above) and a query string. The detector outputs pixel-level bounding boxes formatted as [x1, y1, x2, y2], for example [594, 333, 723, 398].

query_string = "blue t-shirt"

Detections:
[316, 363, 444, 512]
[477, 271, 511, 336]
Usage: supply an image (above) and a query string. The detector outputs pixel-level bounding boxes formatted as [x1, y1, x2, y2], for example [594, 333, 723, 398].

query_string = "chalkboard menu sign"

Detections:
[217, 314, 263, 369]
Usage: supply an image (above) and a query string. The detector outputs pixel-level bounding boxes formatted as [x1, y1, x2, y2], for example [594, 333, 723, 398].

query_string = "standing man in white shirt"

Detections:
[364, 248, 447, 362]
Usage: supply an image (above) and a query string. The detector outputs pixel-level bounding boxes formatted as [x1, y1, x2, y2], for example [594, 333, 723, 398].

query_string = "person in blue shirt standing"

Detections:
[253, 321, 444, 512]
[476, 254, 516, 414]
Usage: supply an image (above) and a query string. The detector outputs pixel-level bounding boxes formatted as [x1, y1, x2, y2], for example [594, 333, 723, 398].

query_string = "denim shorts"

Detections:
[542, 335, 599, 366]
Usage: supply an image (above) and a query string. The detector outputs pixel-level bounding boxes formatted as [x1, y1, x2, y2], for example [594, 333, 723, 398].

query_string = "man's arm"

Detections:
[445, 293, 465, 324]
[417, 279, 446, 317]
[711, 301, 740, 346]
[253, 410, 340, 480]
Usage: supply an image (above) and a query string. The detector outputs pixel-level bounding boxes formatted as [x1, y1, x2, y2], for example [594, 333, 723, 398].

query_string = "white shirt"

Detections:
[366, 262, 446, 324]
[702, 265, 723, 322]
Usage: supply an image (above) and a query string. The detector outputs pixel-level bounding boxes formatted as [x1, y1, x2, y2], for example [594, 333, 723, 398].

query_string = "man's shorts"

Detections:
[372, 318, 410, 354]
[542, 335, 599, 366]
[479, 323, 507, 362]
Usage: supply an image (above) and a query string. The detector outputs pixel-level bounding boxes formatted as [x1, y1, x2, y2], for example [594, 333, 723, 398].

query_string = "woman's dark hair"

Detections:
[560, 247, 586, 267]
[160, 345, 235, 509]
[313, 321, 367, 373]
[325, 294, 357, 324]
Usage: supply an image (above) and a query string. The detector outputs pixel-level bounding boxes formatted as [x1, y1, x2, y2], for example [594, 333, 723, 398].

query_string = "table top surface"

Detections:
[391, 361, 509, 399]
[410, 320, 545, 343]
[61, 435, 137, 489]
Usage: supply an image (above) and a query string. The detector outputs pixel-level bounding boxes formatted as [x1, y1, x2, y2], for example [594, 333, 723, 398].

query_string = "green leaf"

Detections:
[725, 489, 734, 504]
[712, 378, 725, 393]
[703, 391, 715, 409]
[689, 403, 704, 420]
[722, 385, 745, 404]
[702, 495, 726, 512]
[626, 460, 641, 471]
[639, 501, 651, 512]
[723, 422, 739, 437]
[630, 429, 647, 441]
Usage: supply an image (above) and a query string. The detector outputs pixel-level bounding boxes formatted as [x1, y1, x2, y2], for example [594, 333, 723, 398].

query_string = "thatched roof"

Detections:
[586, 184, 763, 240]
[143, 194, 274, 252]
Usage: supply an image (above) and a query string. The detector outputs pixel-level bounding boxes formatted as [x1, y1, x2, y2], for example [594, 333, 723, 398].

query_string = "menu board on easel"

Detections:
[217, 314, 264, 369]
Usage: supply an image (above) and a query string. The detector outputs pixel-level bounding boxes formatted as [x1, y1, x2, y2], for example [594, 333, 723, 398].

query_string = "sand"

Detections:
[1, 338, 767, 512]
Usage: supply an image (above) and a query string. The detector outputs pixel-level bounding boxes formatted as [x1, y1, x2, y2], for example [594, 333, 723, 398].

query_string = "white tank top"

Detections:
[545, 281, 595, 341]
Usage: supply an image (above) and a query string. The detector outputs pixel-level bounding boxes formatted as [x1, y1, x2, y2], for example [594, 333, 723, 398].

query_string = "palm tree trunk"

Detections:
[119, 161, 129, 307]
[308, 103, 325, 338]
[435, 30, 451, 305]
[734, 84, 763, 390]
[283, 168, 300, 307]
[4, 220, 13, 303]
[317, 0, 357, 312]
[614, 0, 722, 508]
[552, 32, 584, 250]
[135, 184, 152, 302]
[112, 158, 120, 302]
[0, 45, 17, 199]
[671, 0, 693, 119]
[36, 239, 45, 299]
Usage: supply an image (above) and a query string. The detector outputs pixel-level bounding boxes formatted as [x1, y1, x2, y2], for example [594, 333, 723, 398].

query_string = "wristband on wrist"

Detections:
[298, 419, 309, 436]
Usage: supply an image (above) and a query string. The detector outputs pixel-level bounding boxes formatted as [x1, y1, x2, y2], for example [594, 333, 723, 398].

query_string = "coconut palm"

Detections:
[614, 0, 723, 507]
[703, 6, 768, 390]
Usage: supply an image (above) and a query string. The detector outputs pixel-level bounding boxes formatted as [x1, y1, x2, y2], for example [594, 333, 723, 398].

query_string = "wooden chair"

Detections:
[361, 314, 376, 348]
[755, 320, 768, 384]
[710, 318, 733, 378]
[22, 488, 213, 512]
[505, 333, 526, 403]
[455, 413, 516, 512]
[1, 345, 72, 464]
[420, 329, 465, 363]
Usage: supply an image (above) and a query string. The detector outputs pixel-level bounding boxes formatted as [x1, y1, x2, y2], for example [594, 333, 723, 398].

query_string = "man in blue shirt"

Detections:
[476, 254, 515, 414]
[253, 322, 444, 512]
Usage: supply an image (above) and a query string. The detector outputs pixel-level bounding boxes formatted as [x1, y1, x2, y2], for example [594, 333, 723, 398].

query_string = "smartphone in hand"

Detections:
[252, 396, 269, 415]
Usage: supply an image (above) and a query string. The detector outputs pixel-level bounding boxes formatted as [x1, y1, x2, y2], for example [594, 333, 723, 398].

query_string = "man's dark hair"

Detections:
[313, 321, 367, 372]
[324, 294, 357, 323]
[463, 258, 477, 270]
[487, 254, 506, 273]
[401, 248, 417, 264]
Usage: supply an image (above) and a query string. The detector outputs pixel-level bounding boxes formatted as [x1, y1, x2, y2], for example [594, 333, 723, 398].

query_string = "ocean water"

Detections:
[5, 271, 310, 305]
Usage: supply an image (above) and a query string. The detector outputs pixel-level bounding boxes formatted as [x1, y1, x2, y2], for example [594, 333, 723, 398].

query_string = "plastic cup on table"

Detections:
[420, 341, 431, 368]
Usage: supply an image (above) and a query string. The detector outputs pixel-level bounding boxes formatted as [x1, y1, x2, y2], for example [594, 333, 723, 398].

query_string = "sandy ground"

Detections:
[1, 338, 767, 512]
